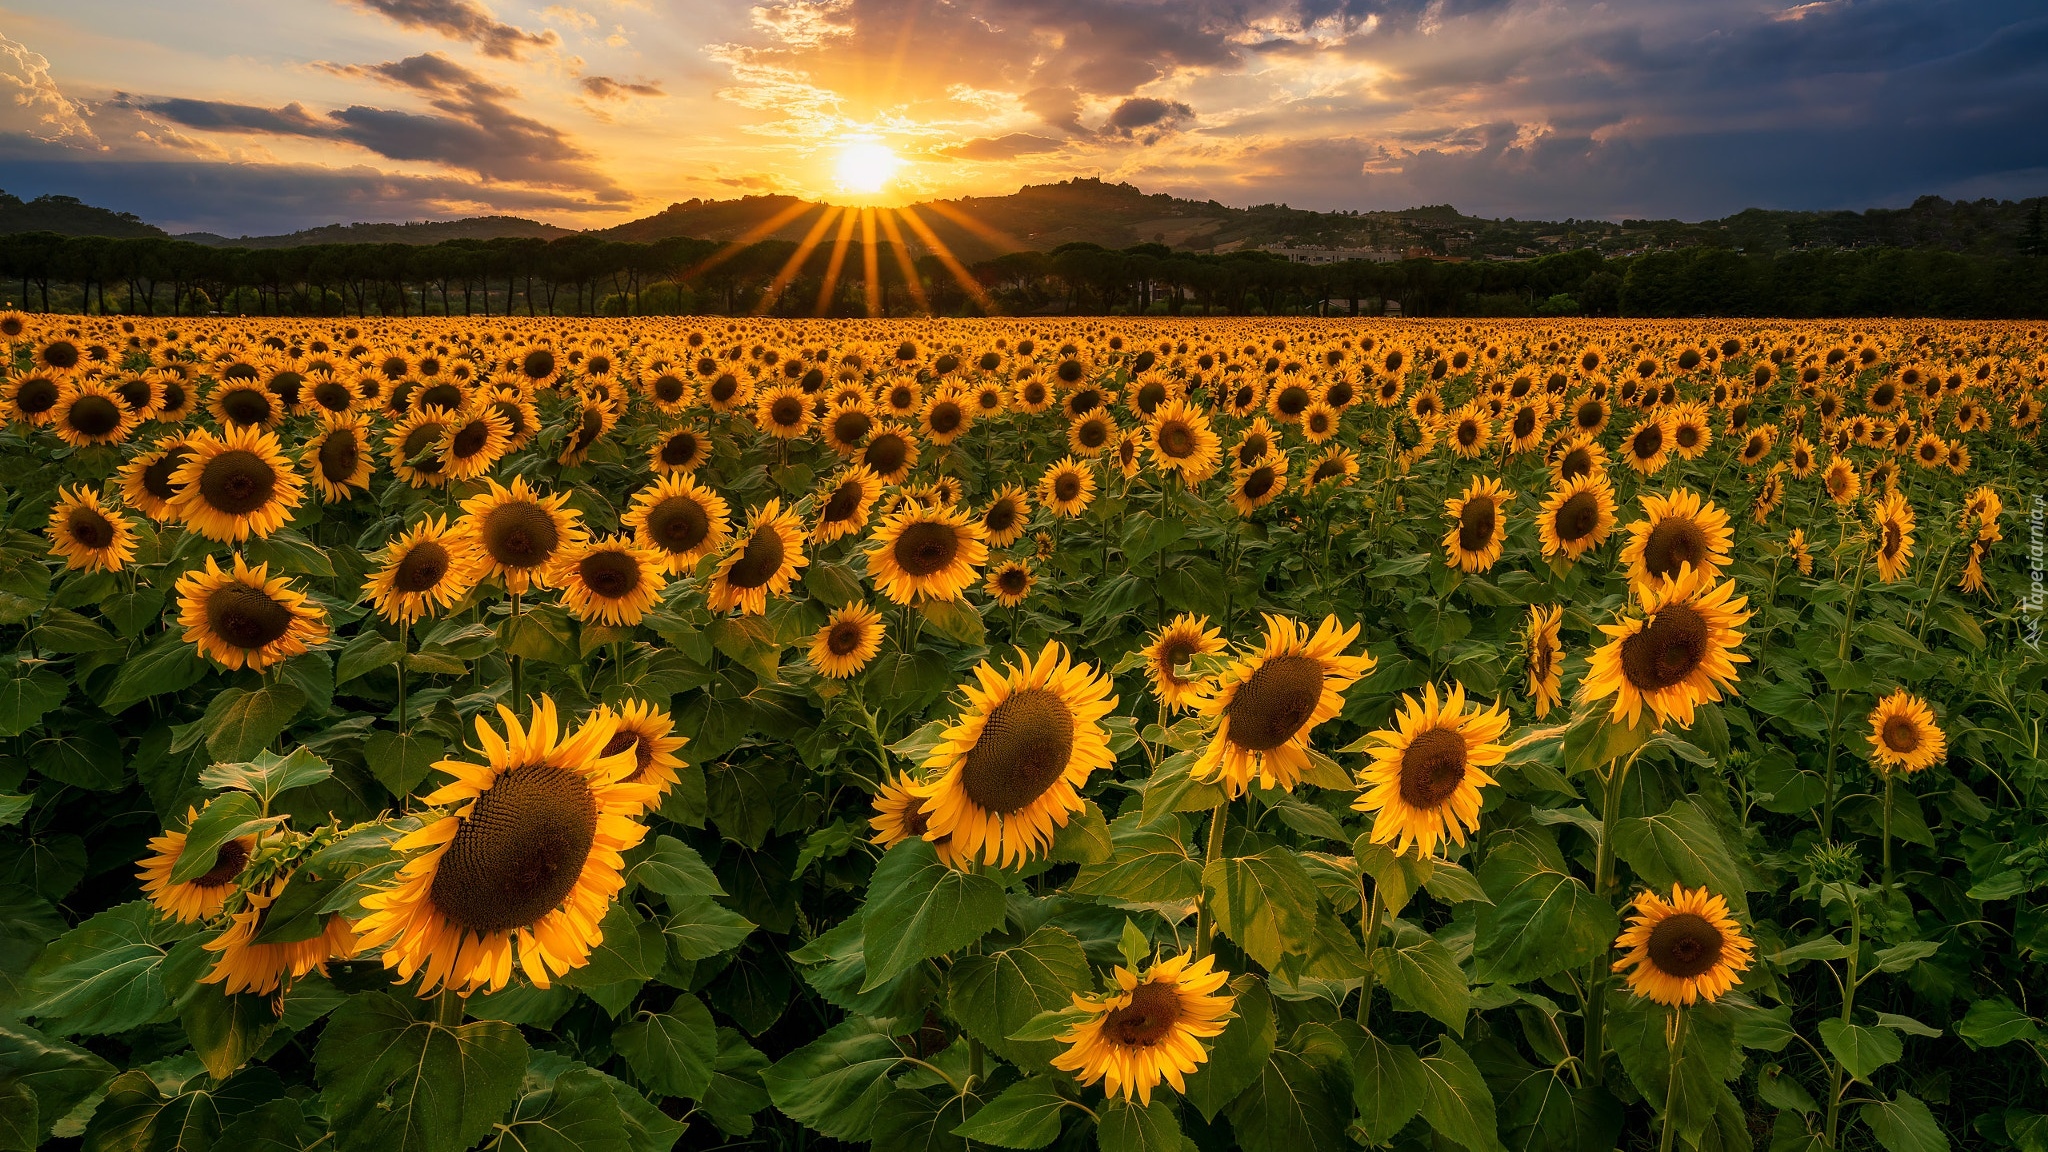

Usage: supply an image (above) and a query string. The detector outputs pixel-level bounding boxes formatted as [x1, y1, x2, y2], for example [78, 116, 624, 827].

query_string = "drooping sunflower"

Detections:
[625, 473, 731, 575]
[1611, 884, 1754, 1007]
[353, 699, 653, 994]
[556, 395, 619, 466]
[175, 553, 330, 671]
[202, 875, 360, 995]
[985, 560, 1035, 608]
[864, 502, 989, 605]
[45, 485, 136, 573]
[1823, 456, 1861, 505]
[1038, 456, 1097, 518]
[168, 426, 306, 543]
[366, 516, 477, 625]
[809, 602, 886, 679]
[1143, 613, 1225, 712]
[551, 534, 668, 626]
[1866, 689, 1945, 774]
[1443, 476, 1514, 573]
[706, 499, 808, 615]
[386, 408, 455, 488]
[136, 810, 257, 923]
[812, 465, 884, 543]
[1353, 682, 1511, 858]
[1233, 416, 1278, 469]
[1619, 488, 1735, 592]
[1145, 396, 1221, 483]
[1050, 951, 1235, 1105]
[979, 484, 1031, 548]
[1871, 489, 1916, 583]
[1584, 566, 1751, 729]
[912, 642, 1118, 868]
[1786, 527, 1815, 576]
[301, 411, 375, 502]
[1525, 604, 1565, 717]
[591, 698, 690, 803]
[1536, 473, 1617, 562]
[1192, 614, 1371, 795]
[1228, 453, 1288, 517]
[869, 774, 967, 868]
[460, 476, 586, 594]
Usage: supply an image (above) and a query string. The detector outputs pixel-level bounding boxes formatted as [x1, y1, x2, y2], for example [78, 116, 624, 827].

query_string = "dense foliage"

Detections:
[1, 313, 2044, 1152]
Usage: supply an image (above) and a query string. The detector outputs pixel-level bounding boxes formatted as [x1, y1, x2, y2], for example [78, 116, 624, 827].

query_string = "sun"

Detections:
[833, 140, 900, 196]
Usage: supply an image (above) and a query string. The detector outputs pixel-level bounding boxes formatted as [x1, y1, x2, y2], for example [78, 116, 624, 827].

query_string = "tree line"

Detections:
[3, 229, 2045, 319]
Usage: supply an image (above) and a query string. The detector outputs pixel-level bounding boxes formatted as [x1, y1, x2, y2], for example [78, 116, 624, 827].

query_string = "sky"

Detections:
[0, 0, 2043, 236]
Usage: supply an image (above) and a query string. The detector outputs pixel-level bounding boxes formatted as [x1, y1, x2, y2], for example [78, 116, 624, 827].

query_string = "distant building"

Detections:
[1262, 245, 1404, 265]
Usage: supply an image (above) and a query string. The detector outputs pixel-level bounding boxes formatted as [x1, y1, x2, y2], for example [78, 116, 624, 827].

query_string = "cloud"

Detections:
[579, 75, 664, 100]
[0, 32, 99, 146]
[344, 0, 560, 59]
[940, 132, 1064, 160]
[129, 54, 627, 199]
[1102, 97, 1193, 140]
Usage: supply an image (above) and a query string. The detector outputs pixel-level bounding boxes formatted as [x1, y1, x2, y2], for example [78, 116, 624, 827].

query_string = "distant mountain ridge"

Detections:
[4, 179, 2042, 262]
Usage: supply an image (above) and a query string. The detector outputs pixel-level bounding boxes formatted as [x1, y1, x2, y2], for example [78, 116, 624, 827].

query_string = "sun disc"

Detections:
[834, 141, 899, 195]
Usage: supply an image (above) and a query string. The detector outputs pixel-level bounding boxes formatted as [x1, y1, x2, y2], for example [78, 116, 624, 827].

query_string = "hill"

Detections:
[177, 215, 577, 248]
[0, 191, 168, 239]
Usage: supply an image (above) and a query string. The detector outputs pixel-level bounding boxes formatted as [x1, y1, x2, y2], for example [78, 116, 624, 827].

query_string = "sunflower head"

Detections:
[1193, 614, 1371, 796]
[1524, 604, 1564, 717]
[627, 473, 731, 574]
[1354, 683, 1510, 858]
[460, 476, 586, 593]
[979, 484, 1031, 549]
[176, 553, 330, 671]
[551, 534, 668, 626]
[985, 560, 1035, 608]
[707, 499, 808, 615]
[1039, 457, 1097, 518]
[810, 602, 887, 679]
[1443, 476, 1514, 573]
[137, 809, 257, 923]
[865, 503, 989, 605]
[1144, 613, 1225, 712]
[46, 485, 136, 574]
[1620, 488, 1734, 592]
[1867, 689, 1945, 774]
[594, 698, 690, 803]
[1612, 884, 1754, 1007]
[1584, 565, 1751, 729]
[1049, 952, 1235, 1105]
[170, 426, 306, 543]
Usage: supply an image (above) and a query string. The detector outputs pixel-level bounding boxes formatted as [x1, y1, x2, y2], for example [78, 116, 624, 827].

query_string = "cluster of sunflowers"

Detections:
[3, 308, 2042, 1152]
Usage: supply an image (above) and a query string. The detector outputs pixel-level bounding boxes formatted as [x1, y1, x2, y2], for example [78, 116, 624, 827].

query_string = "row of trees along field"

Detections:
[3, 229, 2047, 318]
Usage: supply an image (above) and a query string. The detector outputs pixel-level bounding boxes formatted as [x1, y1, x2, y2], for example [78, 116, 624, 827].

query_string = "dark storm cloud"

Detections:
[579, 76, 665, 101]
[131, 55, 627, 200]
[344, 0, 559, 60]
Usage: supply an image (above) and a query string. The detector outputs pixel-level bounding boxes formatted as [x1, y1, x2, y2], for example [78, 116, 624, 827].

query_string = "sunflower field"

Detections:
[1, 312, 2044, 1152]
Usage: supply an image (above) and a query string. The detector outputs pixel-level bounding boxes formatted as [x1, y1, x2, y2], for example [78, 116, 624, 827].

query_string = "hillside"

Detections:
[178, 215, 577, 248]
[0, 191, 168, 239]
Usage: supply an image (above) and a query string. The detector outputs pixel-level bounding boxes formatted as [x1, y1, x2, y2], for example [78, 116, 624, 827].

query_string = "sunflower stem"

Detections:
[1881, 771, 1895, 891]
[1822, 691, 1846, 842]
[1823, 898, 1862, 1148]
[1912, 537, 1957, 643]
[435, 989, 464, 1027]
[509, 591, 524, 715]
[1583, 754, 1629, 1087]
[396, 618, 410, 735]
[1657, 1006, 1689, 1152]
[1193, 803, 1228, 959]
[1355, 883, 1383, 1026]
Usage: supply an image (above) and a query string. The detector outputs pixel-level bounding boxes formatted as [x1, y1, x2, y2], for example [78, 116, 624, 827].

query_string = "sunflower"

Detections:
[920, 391, 973, 446]
[706, 499, 808, 615]
[364, 517, 477, 626]
[1013, 373, 1054, 414]
[641, 368, 695, 414]
[1944, 441, 1971, 476]
[1866, 689, 1944, 775]
[1618, 488, 1735, 593]
[1449, 405, 1492, 458]
[821, 402, 877, 457]
[2, 368, 66, 426]
[1551, 434, 1607, 484]
[812, 465, 884, 543]
[912, 642, 1118, 868]
[557, 396, 618, 466]
[1823, 456, 1861, 505]
[1787, 527, 1814, 576]
[1192, 614, 1371, 796]
[860, 427, 920, 484]
[202, 876, 360, 995]
[136, 812, 256, 923]
[1525, 605, 1565, 717]
[353, 699, 653, 994]
[1146, 396, 1221, 483]
[625, 473, 731, 574]
[386, 409, 455, 488]
[1443, 476, 1514, 573]
[757, 384, 814, 440]
[48, 377, 137, 448]
[460, 476, 586, 594]
[1050, 952, 1235, 1105]
[176, 553, 330, 671]
[1611, 885, 1754, 1007]
[207, 378, 281, 430]
[868, 774, 967, 868]
[592, 699, 690, 802]
[1233, 417, 1278, 470]
[1622, 413, 1672, 475]
[1228, 454, 1287, 517]
[985, 560, 1035, 608]
[1787, 433, 1817, 478]
[1536, 473, 1617, 562]
[169, 425, 306, 542]
[118, 437, 195, 521]
[1299, 401, 1340, 444]
[1568, 393, 1609, 437]
[489, 386, 542, 452]
[1870, 490, 1916, 584]
[305, 369, 359, 417]
[1584, 566, 1751, 729]
[1305, 445, 1359, 488]
[1353, 682, 1510, 859]
[979, 484, 1032, 549]
[1144, 613, 1225, 712]
[440, 405, 512, 481]
[550, 534, 668, 626]
[299, 412, 374, 503]
[810, 602, 886, 679]
[108, 372, 164, 420]
[1038, 457, 1097, 518]
[45, 485, 136, 573]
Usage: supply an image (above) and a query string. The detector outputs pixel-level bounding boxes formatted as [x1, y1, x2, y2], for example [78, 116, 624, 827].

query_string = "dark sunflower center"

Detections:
[997, 567, 1029, 594]
[1242, 467, 1276, 500]
[1158, 421, 1196, 458]
[1642, 517, 1709, 580]
[313, 380, 354, 412]
[1023, 382, 1047, 405]
[1632, 422, 1664, 458]
[771, 396, 806, 427]
[65, 505, 114, 549]
[193, 837, 251, 888]
[1312, 458, 1344, 482]
[1457, 419, 1481, 447]
[602, 731, 656, 779]
[725, 525, 787, 589]
[114, 378, 153, 410]
[569, 407, 604, 453]
[823, 481, 864, 523]
[1576, 401, 1602, 429]
[205, 582, 294, 650]
[1398, 726, 1469, 808]
[41, 340, 80, 369]
[646, 496, 710, 554]
[865, 434, 909, 476]
[1275, 385, 1310, 416]
[1053, 473, 1082, 502]
[580, 549, 642, 598]
[1555, 490, 1602, 542]
[219, 388, 274, 427]
[1619, 603, 1709, 692]
[960, 686, 1076, 814]
[654, 376, 686, 402]
[15, 376, 60, 414]
[660, 431, 702, 467]
[1458, 496, 1497, 552]
[393, 541, 451, 593]
[1225, 653, 1323, 751]
[929, 402, 962, 434]
[429, 764, 598, 935]
[1881, 714, 1920, 753]
[1238, 435, 1270, 467]
[1560, 446, 1594, 482]
[523, 349, 556, 380]
[67, 394, 122, 436]
[1881, 522, 1902, 558]
[142, 446, 193, 500]
[1101, 980, 1185, 1047]
[895, 520, 960, 577]
[318, 430, 360, 482]
[1646, 911, 1724, 978]
[833, 410, 873, 444]
[826, 620, 867, 656]
[198, 449, 278, 515]
[401, 425, 444, 471]
[451, 419, 491, 459]
[482, 501, 559, 568]
[1675, 424, 1701, 449]
[983, 499, 1018, 534]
